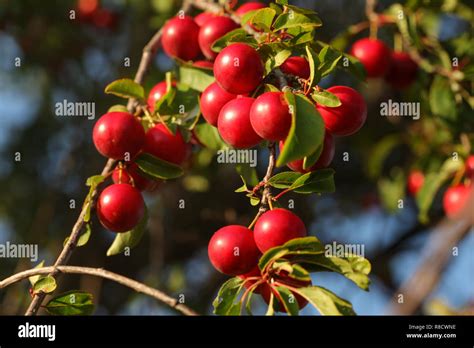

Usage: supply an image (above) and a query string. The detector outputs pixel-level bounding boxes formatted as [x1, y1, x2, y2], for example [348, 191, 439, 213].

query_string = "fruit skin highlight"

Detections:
[97, 184, 145, 232]
[208, 225, 260, 276]
[217, 97, 262, 149]
[200, 82, 238, 127]
[213, 43, 263, 94]
[350, 38, 392, 78]
[253, 208, 307, 253]
[161, 16, 201, 61]
[316, 86, 367, 137]
[250, 92, 292, 141]
[92, 111, 145, 160]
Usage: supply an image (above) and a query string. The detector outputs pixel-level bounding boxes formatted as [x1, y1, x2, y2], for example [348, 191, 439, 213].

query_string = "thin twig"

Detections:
[258, 143, 276, 214]
[2, 266, 198, 316]
[24, 0, 196, 316]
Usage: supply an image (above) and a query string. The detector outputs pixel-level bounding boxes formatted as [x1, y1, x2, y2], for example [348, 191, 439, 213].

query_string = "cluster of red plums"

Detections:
[159, 6, 368, 173]
[407, 155, 474, 218]
[92, 109, 190, 233]
[208, 208, 310, 311]
[350, 37, 418, 89]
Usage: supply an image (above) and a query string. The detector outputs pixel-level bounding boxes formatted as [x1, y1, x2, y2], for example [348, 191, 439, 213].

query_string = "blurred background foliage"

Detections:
[0, 0, 472, 315]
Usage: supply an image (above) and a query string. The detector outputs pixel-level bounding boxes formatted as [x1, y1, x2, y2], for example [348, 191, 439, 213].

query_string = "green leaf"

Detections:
[305, 45, 320, 89]
[32, 276, 57, 294]
[267, 171, 302, 189]
[416, 158, 463, 223]
[265, 291, 275, 316]
[295, 254, 371, 290]
[236, 163, 259, 187]
[259, 247, 289, 271]
[367, 134, 403, 179]
[429, 75, 457, 120]
[64, 223, 91, 248]
[274, 286, 299, 315]
[318, 45, 342, 77]
[377, 168, 406, 212]
[302, 141, 323, 170]
[28, 261, 45, 286]
[213, 277, 244, 315]
[264, 84, 281, 92]
[193, 122, 227, 151]
[86, 175, 105, 187]
[259, 236, 325, 271]
[265, 48, 292, 75]
[211, 28, 257, 53]
[105, 78, 144, 100]
[294, 286, 356, 315]
[288, 168, 335, 194]
[283, 236, 325, 254]
[107, 208, 148, 256]
[135, 152, 184, 180]
[154, 72, 176, 113]
[243, 8, 276, 32]
[277, 93, 325, 167]
[311, 89, 341, 107]
[276, 0, 288, 5]
[45, 290, 94, 316]
[340, 53, 366, 81]
[179, 66, 214, 92]
[107, 104, 129, 113]
[273, 11, 322, 30]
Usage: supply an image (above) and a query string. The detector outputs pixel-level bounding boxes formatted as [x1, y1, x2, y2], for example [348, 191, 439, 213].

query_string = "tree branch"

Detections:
[24, 0, 196, 316]
[387, 189, 474, 314]
[2, 266, 198, 316]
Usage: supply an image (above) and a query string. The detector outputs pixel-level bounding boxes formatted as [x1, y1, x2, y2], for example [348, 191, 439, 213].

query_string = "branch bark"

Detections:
[24, 0, 197, 316]
[387, 189, 474, 314]
[3, 266, 198, 316]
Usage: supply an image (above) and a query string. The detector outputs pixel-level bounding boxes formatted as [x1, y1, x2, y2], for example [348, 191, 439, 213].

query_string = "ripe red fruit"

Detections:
[217, 97, 262, 149]
[92, 8, 117, 29]
[194, 12, 216, 26]
[464, 155, 474, 178]
[261, 272, 311, 312]
[214, 43, 263, 94]
[280, 56, 310, 80]
[200, 82, 238, 126]
[283, 131, 335, 173]
[198, 16, 239, 60]
[316, 86, 367, 136]
[93, 111, 145, 160]
[144, 123, 189, 165]
[77, 0, 99, 19]
[250, 92, 292, 141]
[385, 52, 418, 89]
[193, 60, 214, 69]
[161, 16, 201, 61]
[253, 208, 307, 253]
[235, 2, 266, 15]
[407, 170, 424, 196]
[147, 81, 176, 112]
[443, 185, 471, 218]
[112, 164, 160, 192]
[208, 225, 260, 275]
[97, 184, 145, 232]
[350, 38, 392, 78]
